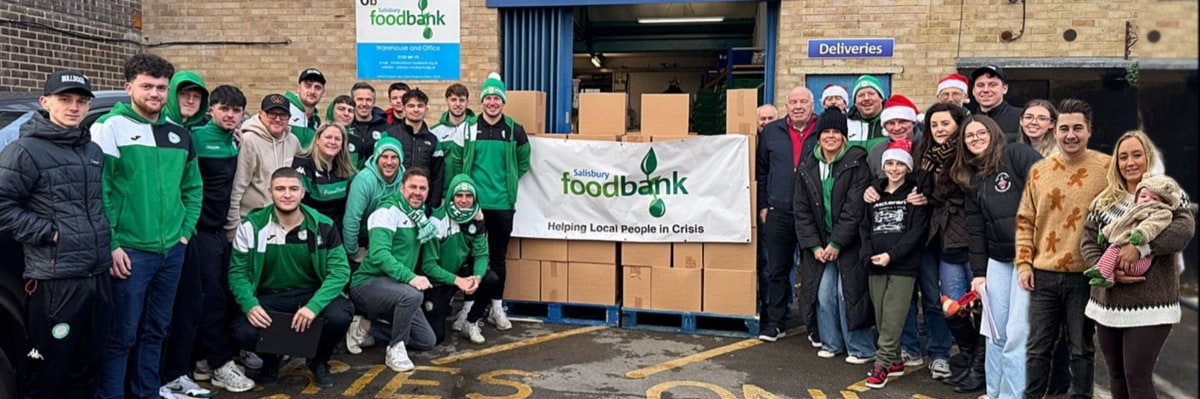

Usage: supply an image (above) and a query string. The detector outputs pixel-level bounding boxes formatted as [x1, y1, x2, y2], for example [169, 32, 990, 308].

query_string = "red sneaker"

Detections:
[866, 364, 890, 389]
[887, 363, 906, 377]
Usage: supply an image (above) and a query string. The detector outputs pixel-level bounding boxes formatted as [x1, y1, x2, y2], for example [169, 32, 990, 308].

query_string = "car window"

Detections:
[0, 111, 34, 151]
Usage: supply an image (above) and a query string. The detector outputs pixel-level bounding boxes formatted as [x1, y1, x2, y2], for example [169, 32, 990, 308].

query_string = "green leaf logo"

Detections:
[423, 26, 433, 39]
[649, 198, 666, 218]
[641, 148, 658, 175]
[418, 0, 428, 11]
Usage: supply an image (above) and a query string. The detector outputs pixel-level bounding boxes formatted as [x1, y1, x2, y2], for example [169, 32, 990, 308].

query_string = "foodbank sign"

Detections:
[515, 136, 751, 243]
[356, 0, 461, 80]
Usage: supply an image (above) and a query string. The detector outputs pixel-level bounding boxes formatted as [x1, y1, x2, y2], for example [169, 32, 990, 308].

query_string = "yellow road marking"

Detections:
[431, 326, 607, 365]
[840, 391, 861, 399]
[808, 389, 826, 399]
[912, 394, 939, 399]
[625, 338, 763, 379]
[342, 364, 387, 397]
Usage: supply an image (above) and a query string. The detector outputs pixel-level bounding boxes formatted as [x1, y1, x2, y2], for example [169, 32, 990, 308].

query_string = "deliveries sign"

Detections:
[513, 135, 751, 242]
[355, 0, 461, 80]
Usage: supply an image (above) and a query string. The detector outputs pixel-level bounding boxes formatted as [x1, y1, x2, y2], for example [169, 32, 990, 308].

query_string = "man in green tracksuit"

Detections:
[228, 167, 352, 389]
[286, 68, 326, 148]
[92, 54, 204, 399]
[349, 168, 440, 372]
[426, 174, 501, 345]
[432, 83, 474, 178]
[447, 72, 530, 330]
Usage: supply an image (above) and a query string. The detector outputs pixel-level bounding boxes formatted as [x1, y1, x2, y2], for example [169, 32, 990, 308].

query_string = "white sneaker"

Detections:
[902, 351, 924, 367]
[452, 308, 470, 332]
[237, 350, 263, 370]
[346, 315, 367, 354]
[211, 360, 255, 393]
[462, 320, 486, 344]
[845, 355, 875, 365]
[930, 357, 952, 379]
[807, 334, 822, 348]
[488, 305, 513, 330]
[361, 333, 376, 348]
[386, 341, 415, 372]
[160, 375, 215, 398]
[817, 350, 838, 359]
[192, 360, 211, 381]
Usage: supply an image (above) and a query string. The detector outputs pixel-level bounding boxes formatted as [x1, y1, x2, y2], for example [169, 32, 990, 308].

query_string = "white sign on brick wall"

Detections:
[355, 0, 461, 80]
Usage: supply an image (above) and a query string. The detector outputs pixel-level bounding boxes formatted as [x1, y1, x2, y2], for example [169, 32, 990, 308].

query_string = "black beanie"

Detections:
[815, 110, 848, 136]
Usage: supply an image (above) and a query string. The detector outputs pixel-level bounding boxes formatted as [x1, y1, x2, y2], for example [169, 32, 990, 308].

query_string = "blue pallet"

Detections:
[503, 300, 620, 327]
[620, 308, 760, 338]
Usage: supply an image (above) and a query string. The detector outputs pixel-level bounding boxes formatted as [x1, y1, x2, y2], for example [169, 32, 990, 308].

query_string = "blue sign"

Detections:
[356, 43, 461, 80]
[808, 38, 894, 59]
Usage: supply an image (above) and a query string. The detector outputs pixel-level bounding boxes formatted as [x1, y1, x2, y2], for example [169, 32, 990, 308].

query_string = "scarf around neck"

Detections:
[397, 196, 436, 244]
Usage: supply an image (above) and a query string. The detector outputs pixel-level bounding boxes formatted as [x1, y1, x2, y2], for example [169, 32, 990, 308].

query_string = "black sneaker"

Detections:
[256, 367, 280, 386]
[310, 362, 334, 388]
[757, 326, 785, 342]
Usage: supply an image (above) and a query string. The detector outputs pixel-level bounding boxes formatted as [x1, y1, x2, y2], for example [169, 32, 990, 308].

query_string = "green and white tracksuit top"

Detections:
[91, 102, 203, 254]
[229, 204, 349, 314]
[428, 175, 489, 285]
[286, 91, 320, 149]
[446, 115, 531, 210]
[353, 194, 440, 287]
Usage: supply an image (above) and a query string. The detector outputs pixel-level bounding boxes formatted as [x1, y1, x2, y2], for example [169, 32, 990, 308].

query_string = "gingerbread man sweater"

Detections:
[1014, 150, 1110, 274]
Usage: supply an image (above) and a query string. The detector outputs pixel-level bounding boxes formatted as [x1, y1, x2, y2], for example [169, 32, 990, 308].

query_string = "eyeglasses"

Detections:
[964, 129, 989, 140]
[1021, 114, 1052, 123]
[263, 112, 290, 121]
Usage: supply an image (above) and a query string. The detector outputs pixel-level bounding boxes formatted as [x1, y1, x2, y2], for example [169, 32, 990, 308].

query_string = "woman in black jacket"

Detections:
[952, 115, 1042, 398]
[793, 110, 876, 363]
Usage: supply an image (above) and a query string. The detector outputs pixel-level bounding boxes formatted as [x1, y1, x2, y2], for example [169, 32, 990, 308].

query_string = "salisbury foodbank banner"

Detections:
[355, 0, 460, 80]
[513, 135, 751, 243]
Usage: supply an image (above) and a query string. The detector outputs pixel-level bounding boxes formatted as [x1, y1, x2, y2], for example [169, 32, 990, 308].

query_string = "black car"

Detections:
[0, 90, 128, 397]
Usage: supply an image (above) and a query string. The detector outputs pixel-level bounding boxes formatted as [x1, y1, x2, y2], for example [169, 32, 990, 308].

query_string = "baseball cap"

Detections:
[261, 93, 289, 113]
[298, 68, 325, 85]
[971, 64, 1008, 83]
[43, 70, 94, 98]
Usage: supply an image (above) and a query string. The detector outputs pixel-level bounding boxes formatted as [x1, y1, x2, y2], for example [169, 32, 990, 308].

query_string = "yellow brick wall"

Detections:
[141, 0, 500, 116]
[1136, 0, 1199, 59]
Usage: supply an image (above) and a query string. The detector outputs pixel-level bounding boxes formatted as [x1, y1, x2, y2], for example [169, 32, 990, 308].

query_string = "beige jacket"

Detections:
[225, 115, 300, 238]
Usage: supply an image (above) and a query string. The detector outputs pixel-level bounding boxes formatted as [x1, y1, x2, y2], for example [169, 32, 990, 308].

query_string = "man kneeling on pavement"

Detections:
[229, 167, 354, 388]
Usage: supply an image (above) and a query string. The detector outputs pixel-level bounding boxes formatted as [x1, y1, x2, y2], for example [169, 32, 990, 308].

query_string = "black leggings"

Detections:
[1096, 323, 1173, 399]
[482, 209, 515, 297]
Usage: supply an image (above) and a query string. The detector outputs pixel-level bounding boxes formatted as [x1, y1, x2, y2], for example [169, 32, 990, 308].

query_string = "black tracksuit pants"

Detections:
[482, 209, 514, 297]
[161, 229, 236, 381]
[20, 275, 112, 399]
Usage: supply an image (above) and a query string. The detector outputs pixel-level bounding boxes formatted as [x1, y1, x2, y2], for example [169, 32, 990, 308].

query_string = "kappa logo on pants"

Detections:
[26, 348, 43, 360]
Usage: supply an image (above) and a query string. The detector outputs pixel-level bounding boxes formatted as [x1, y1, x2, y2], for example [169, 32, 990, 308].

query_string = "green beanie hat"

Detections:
[480, 72, 506, 103]
[851, 75, 887, 101]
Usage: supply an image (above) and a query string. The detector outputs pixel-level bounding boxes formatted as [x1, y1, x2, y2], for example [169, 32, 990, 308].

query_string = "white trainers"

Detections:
[346, 315, 367, 354]
[902, 351, 924, 367]
[211, 360, 255, 393]
[930, 357, 952, 379]
[237, 350, 263, 370]
[452, 307, 470, 332]
[845, 355, 875, 365]
[361, 332, 376, 348]
[488, 305, 513, 330]
[192, 360, 211, 381]
[817, 350, 838, 358]
[462, 320, 486, 344]
[159, 375, 215, 398]
[386, 341, 415, 372]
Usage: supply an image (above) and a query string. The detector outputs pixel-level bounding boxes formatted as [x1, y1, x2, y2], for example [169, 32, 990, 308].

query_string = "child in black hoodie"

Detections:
[860, 140, 930, 389]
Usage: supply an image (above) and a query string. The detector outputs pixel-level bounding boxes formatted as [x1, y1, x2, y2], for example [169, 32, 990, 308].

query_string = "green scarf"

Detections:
[397, 195, 436, 244]
[446, 176, 480, 224]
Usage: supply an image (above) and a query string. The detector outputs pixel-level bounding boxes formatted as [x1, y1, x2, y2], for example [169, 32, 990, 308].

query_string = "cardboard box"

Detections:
[704, 230, 757, 271]
[749, 182, 758, 227]
[579, 93, 626, 134]
[568, 241, 617, 264]
[726, 89, 759, 135]
[567, 262, 618, 305]
[506, 238, 521, 260]
[621, 133, 650, 143]
[621, 242, 672, 268]
[748, 135, 757, 180]
[703, 269, 757, 315]
[623, 266, 652, 309]
[569, 134, 620, 142]
[504, 260, 541, 301]
[641, 94, 690, 136]
[522, 239, 568, 261]
[506, 90, 547, 134]
[672, 243, 704, 269]
[541, 261, 569, 302]
[650, 135, 695, 142]
[651, 267, 702, 312]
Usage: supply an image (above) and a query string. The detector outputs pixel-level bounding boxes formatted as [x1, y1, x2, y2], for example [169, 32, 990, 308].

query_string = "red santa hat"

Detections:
[880, 94, 919, 123]
[881, 139, 914, 171]
[937, 73, 969, 95]
[820, 84, 849, 103]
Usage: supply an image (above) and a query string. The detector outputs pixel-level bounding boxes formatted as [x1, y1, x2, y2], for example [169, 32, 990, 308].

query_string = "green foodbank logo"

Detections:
[368, 0, 446, 40]
[560, 148, 687, 218]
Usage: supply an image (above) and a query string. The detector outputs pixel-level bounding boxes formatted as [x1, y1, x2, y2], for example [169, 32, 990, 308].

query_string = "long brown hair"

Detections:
[299, 123, 357, 179]
[952, 115, 1008, 189]
[1018, 99, 1059, 156]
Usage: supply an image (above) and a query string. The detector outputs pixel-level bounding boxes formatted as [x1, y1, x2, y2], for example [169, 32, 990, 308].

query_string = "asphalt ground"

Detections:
[209, 308, 1197, 399]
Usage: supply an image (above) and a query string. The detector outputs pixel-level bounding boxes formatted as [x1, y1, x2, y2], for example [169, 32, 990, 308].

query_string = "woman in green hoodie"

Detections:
[425, 174, 501, 345]
[293, 123, 357, 232]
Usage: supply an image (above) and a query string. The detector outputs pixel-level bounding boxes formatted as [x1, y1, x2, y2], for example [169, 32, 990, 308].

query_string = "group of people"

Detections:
[0, 53, 531, 399]
[754, 66, 1193, 398]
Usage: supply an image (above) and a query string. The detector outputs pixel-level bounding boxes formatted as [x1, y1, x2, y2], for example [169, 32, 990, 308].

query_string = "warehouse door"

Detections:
[501, 7, 574, 133]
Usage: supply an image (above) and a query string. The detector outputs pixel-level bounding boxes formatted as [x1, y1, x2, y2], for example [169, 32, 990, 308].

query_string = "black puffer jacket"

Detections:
[0, 113, 111, 279]
[387, 121, 445, 209]
[965, 143, 1042, 276]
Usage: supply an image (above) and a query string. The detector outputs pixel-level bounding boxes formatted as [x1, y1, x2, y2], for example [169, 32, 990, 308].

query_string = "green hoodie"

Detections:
[353, 193, 440, 287]
[427, 174, 488, 285]
[342, 137, 405, 256]
[229, 203, 349, 314]
[164, 71, 210, 129]
[91, 102, 204, 253]
[453, 114, 531, 210]
[286, 91, 320, 149]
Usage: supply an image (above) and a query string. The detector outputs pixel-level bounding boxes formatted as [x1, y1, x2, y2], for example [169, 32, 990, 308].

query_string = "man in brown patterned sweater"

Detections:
[1013, 99, 1111, 399]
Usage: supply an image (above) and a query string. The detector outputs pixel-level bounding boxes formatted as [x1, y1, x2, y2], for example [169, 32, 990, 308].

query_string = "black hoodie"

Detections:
[0, 112, 112, 279]
[348, 107, 389, 169]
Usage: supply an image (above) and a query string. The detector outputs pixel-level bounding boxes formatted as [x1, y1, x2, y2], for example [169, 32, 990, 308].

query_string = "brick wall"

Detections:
[0, 0, 141, 92]
[141, 0, 500, 116]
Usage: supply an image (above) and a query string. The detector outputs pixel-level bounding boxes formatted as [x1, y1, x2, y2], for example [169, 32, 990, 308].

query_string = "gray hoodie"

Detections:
[224, 115, 300, 238]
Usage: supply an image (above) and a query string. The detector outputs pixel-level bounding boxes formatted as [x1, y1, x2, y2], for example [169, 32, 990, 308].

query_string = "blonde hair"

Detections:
[299, 123, 357, 179]
[1019, 100, 1060, 157]
[1091, 130, 1158, 212]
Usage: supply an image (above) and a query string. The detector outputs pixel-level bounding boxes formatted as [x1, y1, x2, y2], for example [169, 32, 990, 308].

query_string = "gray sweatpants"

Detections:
[349, 277, 437, 351]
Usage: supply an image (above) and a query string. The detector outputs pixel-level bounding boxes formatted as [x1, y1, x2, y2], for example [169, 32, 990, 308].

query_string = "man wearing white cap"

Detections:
[867, 94, 920, 178]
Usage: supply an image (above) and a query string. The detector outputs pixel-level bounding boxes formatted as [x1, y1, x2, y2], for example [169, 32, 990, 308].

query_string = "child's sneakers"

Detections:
[1083, 266, 1104, 280]
[866, 364, 891, 389]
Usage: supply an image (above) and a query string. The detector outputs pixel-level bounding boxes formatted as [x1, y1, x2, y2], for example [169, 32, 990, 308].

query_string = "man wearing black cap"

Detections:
[286, 68, 326, 148]
[970, 65, 1022, 142]
[225, 94, 301, 240]
[0, 71, 112, 398]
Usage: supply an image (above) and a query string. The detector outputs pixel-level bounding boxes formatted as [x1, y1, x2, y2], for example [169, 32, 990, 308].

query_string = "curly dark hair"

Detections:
[123, 53, 174, 82]
[401, 88, 429, 106]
